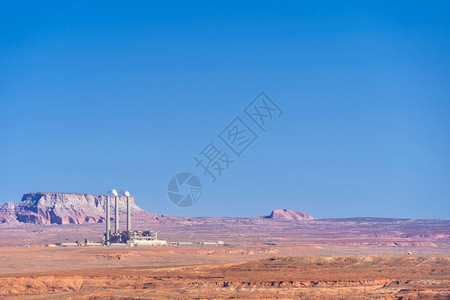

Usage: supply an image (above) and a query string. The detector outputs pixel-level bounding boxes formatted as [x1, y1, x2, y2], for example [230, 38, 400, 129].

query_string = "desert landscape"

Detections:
[1, 250, 449, 299]
[3, 2, 450, 299]
[0, 193, 449, 299]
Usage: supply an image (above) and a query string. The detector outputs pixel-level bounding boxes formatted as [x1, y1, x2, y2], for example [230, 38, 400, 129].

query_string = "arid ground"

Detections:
[0, 217, 449, 299]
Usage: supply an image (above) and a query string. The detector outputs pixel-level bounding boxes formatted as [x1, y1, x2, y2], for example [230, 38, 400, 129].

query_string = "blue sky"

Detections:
[1, 1, 449, 219]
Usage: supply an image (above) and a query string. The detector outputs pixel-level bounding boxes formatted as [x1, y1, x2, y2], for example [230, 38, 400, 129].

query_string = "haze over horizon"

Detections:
[1, 1, 449, 219]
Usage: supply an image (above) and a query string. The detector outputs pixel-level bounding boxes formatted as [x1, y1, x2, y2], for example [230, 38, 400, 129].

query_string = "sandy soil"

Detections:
[0, 249, 448, 299]
[0, 217, 448, 298]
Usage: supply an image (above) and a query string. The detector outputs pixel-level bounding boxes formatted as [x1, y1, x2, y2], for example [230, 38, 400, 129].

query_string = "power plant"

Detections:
[42, 190, 226, 248]
[104, 189, 166, 247]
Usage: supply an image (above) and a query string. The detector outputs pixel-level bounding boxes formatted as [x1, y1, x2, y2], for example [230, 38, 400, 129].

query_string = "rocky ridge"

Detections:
[260, 209, 315, 220]
[0, 202, 18, 224]
[1, 192, 156, 225]
[1, 193, 315, 226]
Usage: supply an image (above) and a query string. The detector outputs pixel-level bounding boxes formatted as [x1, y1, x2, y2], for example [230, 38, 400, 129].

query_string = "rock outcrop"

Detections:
[260, 209, 314, 220]
[7, 192, 156, 225]
[0, 202, 18, 224]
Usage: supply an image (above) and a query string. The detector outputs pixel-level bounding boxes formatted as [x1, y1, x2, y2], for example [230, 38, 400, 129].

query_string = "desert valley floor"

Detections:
[0, 217, 449, 299]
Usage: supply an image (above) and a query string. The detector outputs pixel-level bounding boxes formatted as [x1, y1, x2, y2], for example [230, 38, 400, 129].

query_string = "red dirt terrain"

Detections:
[1, 194, 449, 298]
[0, 251, 448, 299]
[0, 216, 449, 299]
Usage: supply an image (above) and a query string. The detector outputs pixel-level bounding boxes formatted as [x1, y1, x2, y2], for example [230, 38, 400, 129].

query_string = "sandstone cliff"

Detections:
[3, 192, 156, 225]
[0, 202, 18, 224]
[260, 209, 314, 220]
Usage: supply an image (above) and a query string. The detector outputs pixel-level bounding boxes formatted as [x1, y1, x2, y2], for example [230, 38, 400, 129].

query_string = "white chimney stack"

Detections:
[106, 189, 119, 244]
[107, 189, 119, 235]
[105, 195, 110, 243]
[115, 194, 119, 233]
[124, 191, 131, 232]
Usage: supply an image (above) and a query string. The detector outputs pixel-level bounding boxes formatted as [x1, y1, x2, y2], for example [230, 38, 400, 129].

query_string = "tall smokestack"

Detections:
[109, 189, 119, 234]
[115, 194, 119, 233]
[105, 195, 110, 243]
[124, 191, 131, 232]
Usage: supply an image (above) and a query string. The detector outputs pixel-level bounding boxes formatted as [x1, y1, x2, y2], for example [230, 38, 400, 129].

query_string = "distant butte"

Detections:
[1, 192, 158, 225]
[259, 209, 314, 220]
[1, 193, 317, 225]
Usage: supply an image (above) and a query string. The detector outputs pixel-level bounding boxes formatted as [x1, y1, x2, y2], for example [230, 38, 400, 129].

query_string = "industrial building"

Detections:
[42, 189, 227, 248]
[104, 190, 167, 246]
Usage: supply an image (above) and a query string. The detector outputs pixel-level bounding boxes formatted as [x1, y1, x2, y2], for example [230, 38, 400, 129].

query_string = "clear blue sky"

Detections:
[1, 1, 449, 219]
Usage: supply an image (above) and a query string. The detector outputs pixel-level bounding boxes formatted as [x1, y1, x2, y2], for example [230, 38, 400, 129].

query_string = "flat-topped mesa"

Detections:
[14, 192, 148, 225]
[259, 209, 314, 220]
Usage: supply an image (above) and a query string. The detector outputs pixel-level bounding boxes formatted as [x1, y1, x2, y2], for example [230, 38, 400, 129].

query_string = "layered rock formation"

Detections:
[260, 209, 314, 220]
[1, 193, 315, 226]
[2, 192, 155, 225]
[0, 202, 18, 224]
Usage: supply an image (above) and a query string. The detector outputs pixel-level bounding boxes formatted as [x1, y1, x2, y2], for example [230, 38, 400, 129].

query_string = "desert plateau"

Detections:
[0, 193, 449, 299]
[3, 2, 450, 298]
